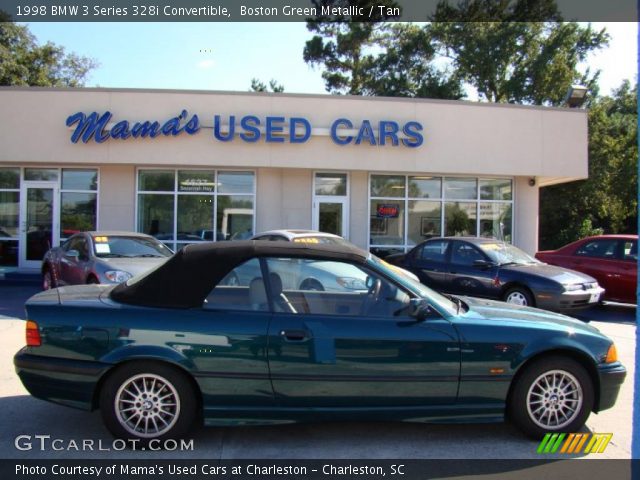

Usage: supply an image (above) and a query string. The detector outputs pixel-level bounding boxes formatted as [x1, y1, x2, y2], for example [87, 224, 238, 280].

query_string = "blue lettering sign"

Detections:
[67, 110, 200, 143]
[330, 118, 354, 145]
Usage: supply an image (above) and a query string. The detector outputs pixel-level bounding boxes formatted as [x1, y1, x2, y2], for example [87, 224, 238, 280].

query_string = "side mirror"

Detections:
[65, 249, 80, 258]
[408, 298, 432, 321]
[473, 259, 494, 269]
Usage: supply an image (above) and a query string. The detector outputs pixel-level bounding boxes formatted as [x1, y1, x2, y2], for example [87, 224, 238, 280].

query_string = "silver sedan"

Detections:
[41, 231, 173, 290]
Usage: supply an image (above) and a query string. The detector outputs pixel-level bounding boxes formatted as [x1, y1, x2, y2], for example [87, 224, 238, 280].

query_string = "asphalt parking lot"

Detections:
[0, 283, 635, 461]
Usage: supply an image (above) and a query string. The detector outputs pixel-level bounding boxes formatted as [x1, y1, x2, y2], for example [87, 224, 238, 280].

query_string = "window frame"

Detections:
[368, 173, 514, 254]
[135, 167, 257, 252]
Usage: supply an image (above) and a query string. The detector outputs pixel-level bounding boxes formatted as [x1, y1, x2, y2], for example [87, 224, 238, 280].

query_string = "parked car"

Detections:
[386, 237, 604, 312]
[16, 241, 624, 442]
[536, 235, 637, 304]
[251, 229, 420, 286]
[41, 231, 173, 290]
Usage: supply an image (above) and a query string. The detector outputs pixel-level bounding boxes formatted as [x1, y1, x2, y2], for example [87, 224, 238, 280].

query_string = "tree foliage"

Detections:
[429, 1, 609, 105]
[539, 81, 638, 249]
[0, 21, 97, 87]
[250, 78, 285, 93]
[303, 1, 463, 98]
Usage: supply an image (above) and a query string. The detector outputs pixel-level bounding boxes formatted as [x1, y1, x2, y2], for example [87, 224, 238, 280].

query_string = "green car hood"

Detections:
[459, 296, 601, 335]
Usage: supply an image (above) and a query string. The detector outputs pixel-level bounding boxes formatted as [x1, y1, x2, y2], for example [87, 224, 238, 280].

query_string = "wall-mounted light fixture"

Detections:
[563, 85, 589, 108]
[528, 177, 536, 187]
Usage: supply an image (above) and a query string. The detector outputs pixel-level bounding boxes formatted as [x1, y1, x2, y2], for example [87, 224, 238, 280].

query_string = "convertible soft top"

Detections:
[110, 240, 368, 309]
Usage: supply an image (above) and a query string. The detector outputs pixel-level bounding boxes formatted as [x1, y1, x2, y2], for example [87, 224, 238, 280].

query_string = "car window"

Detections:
[575, 239, 618, 259]
[451, 242, 485, 266]
[622, 240, 637, 262]
[76, 236, 90, 260]
[264, 257, 411, 318]
[92, 236, 173, 258]
[203, 258, 267, 312]
[418, 240, 449, 262]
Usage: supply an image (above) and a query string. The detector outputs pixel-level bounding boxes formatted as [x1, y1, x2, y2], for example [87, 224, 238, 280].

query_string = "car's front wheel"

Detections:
[503, 287, 534, 307]
[100, 362, 197, 442]
[509, 356, 594, 438]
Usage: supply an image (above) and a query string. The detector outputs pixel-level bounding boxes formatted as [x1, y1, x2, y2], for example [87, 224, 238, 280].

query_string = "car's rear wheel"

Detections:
[100, 362, 197, 442]
[503, 287, 534, 307]
[509, 356, 593, 438]
[42, 267, 55, 290]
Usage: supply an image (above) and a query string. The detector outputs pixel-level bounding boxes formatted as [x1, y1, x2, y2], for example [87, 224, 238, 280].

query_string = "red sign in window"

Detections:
[377, 204, 399, 218]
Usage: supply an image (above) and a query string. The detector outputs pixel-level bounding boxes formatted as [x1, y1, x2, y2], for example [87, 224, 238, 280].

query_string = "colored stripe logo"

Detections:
[537, 433, 612, 454]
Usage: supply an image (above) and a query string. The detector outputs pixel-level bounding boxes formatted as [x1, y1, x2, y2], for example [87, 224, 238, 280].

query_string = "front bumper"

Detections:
[596, 362, 626, 412]
[538, 287, 605, 311]
[14, 349, 110, 411]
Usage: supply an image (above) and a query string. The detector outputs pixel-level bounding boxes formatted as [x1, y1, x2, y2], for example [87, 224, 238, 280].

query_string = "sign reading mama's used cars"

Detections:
[66, 110, 424, 147]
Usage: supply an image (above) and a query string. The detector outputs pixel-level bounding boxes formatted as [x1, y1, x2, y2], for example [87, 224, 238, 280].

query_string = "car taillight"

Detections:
[26, 320, 41, 347]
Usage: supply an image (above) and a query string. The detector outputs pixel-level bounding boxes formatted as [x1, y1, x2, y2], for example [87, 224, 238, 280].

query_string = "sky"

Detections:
[25, 21, 638, 98]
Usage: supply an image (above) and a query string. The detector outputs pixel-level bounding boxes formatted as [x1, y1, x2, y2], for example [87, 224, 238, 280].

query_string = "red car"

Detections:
[536, 235, 637, 304]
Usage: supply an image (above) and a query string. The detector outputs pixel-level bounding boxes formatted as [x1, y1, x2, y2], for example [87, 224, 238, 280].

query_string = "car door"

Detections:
[188, 257, 274, 407]
[572, 238, 620, 295]
[408, 239, 451, 291]
[59, 235, 91, 285]
[616, 239, 637, 303]
[264, 256, 460, 407]
[446, 240, 499, 298]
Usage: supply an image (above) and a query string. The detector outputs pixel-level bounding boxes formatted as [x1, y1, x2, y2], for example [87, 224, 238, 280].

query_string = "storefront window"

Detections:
[409, 176, 441, 199]
[24, 168, 58, 182]
[139, 170, 174, 191]
[137, 169, 255, 250]
[444, 177, 477, 200]
[61, 193, 97, 237]
[369, 174, 513, 255]
[480, 178, 512, 200]
[60, 169, 98, 240]
[0, 168, 19, 189]
[62, 169, 98, 191]
[445, 202, 477, 236]
[480, 203, 512, 241]
[370, 175, 405, 197]
[0, 177, 19, 266]
[408, 201, 441, 245]
[315, 173, 347, 196]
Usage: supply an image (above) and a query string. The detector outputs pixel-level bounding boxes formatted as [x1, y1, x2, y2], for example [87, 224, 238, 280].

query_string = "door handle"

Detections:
[280, 330, 308, 342]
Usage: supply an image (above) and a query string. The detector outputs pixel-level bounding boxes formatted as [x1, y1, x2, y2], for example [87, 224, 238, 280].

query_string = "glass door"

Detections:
[313, 199, 348, 238]
[20, 182, 59, 269]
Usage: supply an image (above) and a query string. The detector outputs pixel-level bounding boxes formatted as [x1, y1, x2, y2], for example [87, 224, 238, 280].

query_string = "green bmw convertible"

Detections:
[14, 241, 625, 441]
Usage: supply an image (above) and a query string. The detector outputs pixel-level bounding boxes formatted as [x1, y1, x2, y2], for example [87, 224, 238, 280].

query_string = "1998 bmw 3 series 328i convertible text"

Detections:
[14, 241, 625, 441]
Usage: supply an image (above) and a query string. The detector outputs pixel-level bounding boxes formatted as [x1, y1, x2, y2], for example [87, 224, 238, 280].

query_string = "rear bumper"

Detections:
[596, 362, 626, 412]
[14, 349, 110, 411]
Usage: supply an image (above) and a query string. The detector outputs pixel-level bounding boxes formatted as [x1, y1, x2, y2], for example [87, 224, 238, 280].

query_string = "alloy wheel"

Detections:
[526, 369, 583, 430]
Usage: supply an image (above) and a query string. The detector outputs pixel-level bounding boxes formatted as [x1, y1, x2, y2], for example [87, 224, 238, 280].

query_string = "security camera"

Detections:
[528, 177, 536, 187]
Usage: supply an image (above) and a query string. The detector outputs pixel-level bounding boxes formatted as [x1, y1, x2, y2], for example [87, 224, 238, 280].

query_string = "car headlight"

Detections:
[564, 283, 583, 291]
[105, 270, 133, 283]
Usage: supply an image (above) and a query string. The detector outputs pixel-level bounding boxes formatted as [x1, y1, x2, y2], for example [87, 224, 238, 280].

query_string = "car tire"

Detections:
[509, 355, 594, 439]
[503, 287, 534, 307]
[300, 278, 324, 291]
[42, 267, 56, 290]
[99, 362, 198, 443]
[87, 275, 99, 284]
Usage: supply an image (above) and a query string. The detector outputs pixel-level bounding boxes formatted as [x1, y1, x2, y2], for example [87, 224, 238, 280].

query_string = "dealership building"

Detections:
[0, 87, 588, 272]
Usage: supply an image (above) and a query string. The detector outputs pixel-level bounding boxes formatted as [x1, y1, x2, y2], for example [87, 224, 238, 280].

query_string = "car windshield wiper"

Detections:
[442, 293, 462, 315]
[498, 261, 519, 266]
[132, 254, 163, 258]
[99, 253, 128, 258]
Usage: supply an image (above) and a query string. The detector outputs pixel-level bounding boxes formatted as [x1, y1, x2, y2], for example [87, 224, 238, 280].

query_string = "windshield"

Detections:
[93, 236, 173, 258]
[367, 255, 458, 316]
[478, 242, 539, 265]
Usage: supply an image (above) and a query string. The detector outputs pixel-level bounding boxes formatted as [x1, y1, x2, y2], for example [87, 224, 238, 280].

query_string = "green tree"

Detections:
[539, 81, 638, 249]
[429, 3, 609, 105]
[0, 21, 97, 86]
[250, 78, 285, 93]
